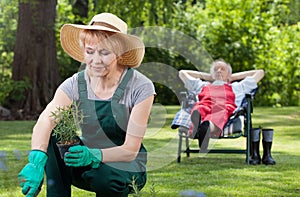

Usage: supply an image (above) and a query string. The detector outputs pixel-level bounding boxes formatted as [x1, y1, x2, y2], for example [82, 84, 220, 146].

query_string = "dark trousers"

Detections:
[45, 136, 146, 197]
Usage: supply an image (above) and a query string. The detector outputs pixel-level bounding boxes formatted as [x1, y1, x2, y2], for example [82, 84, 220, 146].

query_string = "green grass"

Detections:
[1, 106, 300, 196]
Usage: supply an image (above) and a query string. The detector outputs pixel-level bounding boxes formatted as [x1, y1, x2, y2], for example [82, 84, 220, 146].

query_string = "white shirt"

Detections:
[183, 76, 257, 107]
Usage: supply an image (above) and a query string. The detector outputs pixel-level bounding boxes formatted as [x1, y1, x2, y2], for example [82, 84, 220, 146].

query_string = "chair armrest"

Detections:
[245, 93, 253, 113]
[180, 91, 188, 108]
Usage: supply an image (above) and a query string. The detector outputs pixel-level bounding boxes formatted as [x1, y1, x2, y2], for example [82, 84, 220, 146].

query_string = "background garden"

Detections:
[0, 0, 300, 119]
[0, 0, 300, 196]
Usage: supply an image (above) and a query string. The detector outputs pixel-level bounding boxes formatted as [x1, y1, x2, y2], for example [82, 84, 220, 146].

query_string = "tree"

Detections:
[171, 0, 299, 106]
[11, 0, 59, 118]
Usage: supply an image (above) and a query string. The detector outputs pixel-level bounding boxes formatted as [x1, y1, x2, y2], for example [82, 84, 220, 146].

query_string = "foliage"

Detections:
[256, 23, 300, 106]
[0, 1, 19, 106]
[0, 74, 31, 106]
[281, 0, 300, 25]
[171, 0, 300, 106]
[0, 0, 17, 72]
[51, 103, 83, 144]
[55, 0, 80, 80]
[0, 0, 18, 52]
[1, 0, 300, 107]
[0, 106, 300, 196]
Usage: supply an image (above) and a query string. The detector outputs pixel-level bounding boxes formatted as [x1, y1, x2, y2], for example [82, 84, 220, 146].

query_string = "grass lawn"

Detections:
[0, 106, 299, 196]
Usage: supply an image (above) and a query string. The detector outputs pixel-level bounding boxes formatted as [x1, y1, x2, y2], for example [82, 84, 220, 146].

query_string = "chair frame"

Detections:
[177, 92, 254, 164]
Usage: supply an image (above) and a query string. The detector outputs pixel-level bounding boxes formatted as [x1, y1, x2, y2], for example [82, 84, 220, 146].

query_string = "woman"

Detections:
[179, 59, 264, 150]
[18, 13, 155, 196]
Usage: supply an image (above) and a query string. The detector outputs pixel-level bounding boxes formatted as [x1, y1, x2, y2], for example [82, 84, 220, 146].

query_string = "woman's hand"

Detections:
[64, 145, 102, 168]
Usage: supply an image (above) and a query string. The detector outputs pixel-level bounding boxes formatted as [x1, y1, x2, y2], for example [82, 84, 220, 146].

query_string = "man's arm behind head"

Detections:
[230, 69, 265, 83]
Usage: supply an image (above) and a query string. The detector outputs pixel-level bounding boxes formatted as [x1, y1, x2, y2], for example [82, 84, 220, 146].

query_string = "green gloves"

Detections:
[64, 145, 102, 168]
[18, 150, 48, 197]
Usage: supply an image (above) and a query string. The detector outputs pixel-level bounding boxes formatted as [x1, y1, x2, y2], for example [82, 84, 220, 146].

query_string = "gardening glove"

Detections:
[18, 150, 48, 197]
[64, 145, 102, 168]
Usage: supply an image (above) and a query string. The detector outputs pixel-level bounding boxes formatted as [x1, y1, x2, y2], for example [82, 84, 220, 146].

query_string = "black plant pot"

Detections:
[56, 140, 80, 159]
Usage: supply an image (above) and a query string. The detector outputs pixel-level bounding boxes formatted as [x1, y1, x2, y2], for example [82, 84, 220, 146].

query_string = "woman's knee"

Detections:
[81, 167, 129, 195]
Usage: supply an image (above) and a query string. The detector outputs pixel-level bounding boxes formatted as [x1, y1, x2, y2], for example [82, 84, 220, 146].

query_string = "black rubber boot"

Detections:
[191, 110, 201, 139]
[198, 121, 210, 152]
[262, 129, 276, 165]
[249, 128, 261, 165]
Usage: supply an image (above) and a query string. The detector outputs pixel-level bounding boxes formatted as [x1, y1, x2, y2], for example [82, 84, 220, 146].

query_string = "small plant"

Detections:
[130, 177, 142, 197]
[130, 178, 157, 197]
[51, 103, 83, 145]
[149, 183, 157, 197]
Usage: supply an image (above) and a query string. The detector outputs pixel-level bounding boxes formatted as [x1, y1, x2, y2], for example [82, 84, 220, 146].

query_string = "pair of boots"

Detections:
[191, 110, 210, 152]
[250, 128, 276, 165]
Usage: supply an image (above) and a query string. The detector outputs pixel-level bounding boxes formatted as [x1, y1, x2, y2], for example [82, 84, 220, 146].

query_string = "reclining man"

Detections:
[179, 59, 275, 165]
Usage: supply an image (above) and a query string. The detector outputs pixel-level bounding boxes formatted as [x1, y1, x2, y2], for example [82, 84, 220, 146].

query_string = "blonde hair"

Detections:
[79, 29, 125, 62]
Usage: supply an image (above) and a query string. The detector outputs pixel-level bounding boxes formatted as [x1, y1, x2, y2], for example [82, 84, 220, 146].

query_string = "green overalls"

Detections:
[46, 69, 147, 197]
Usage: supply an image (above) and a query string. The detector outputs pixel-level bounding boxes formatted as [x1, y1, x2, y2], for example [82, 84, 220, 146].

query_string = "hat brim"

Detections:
[60, 24, 145, 68]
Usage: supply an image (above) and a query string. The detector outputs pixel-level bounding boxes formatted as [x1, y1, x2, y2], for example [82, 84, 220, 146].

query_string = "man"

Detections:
[179, 59, 264, 151]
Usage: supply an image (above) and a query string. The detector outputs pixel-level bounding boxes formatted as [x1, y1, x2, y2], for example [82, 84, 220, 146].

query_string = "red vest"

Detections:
[192, 84, 237, 130]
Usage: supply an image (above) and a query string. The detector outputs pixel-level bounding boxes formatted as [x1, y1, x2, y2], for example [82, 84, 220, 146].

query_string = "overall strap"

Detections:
[112, 68, 133, 102]
[77, 70, 87, 100]
[78, 69, 133, 101]
[77, 70, 96, 118]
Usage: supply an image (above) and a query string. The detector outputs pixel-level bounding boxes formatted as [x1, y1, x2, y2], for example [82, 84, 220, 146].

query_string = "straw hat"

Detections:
[60, 13, 145, 68]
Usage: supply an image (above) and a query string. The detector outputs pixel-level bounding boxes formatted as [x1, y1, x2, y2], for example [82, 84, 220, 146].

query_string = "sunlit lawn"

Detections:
[0, 106, 300, 196]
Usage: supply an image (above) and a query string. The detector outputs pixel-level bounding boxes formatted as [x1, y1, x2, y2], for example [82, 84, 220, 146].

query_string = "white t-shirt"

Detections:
[59, 68, 156, 112]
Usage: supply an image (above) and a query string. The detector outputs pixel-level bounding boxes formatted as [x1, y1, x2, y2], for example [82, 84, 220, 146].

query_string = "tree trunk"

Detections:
[12, 0, 59, 118]
[73, 0, 89, 19]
